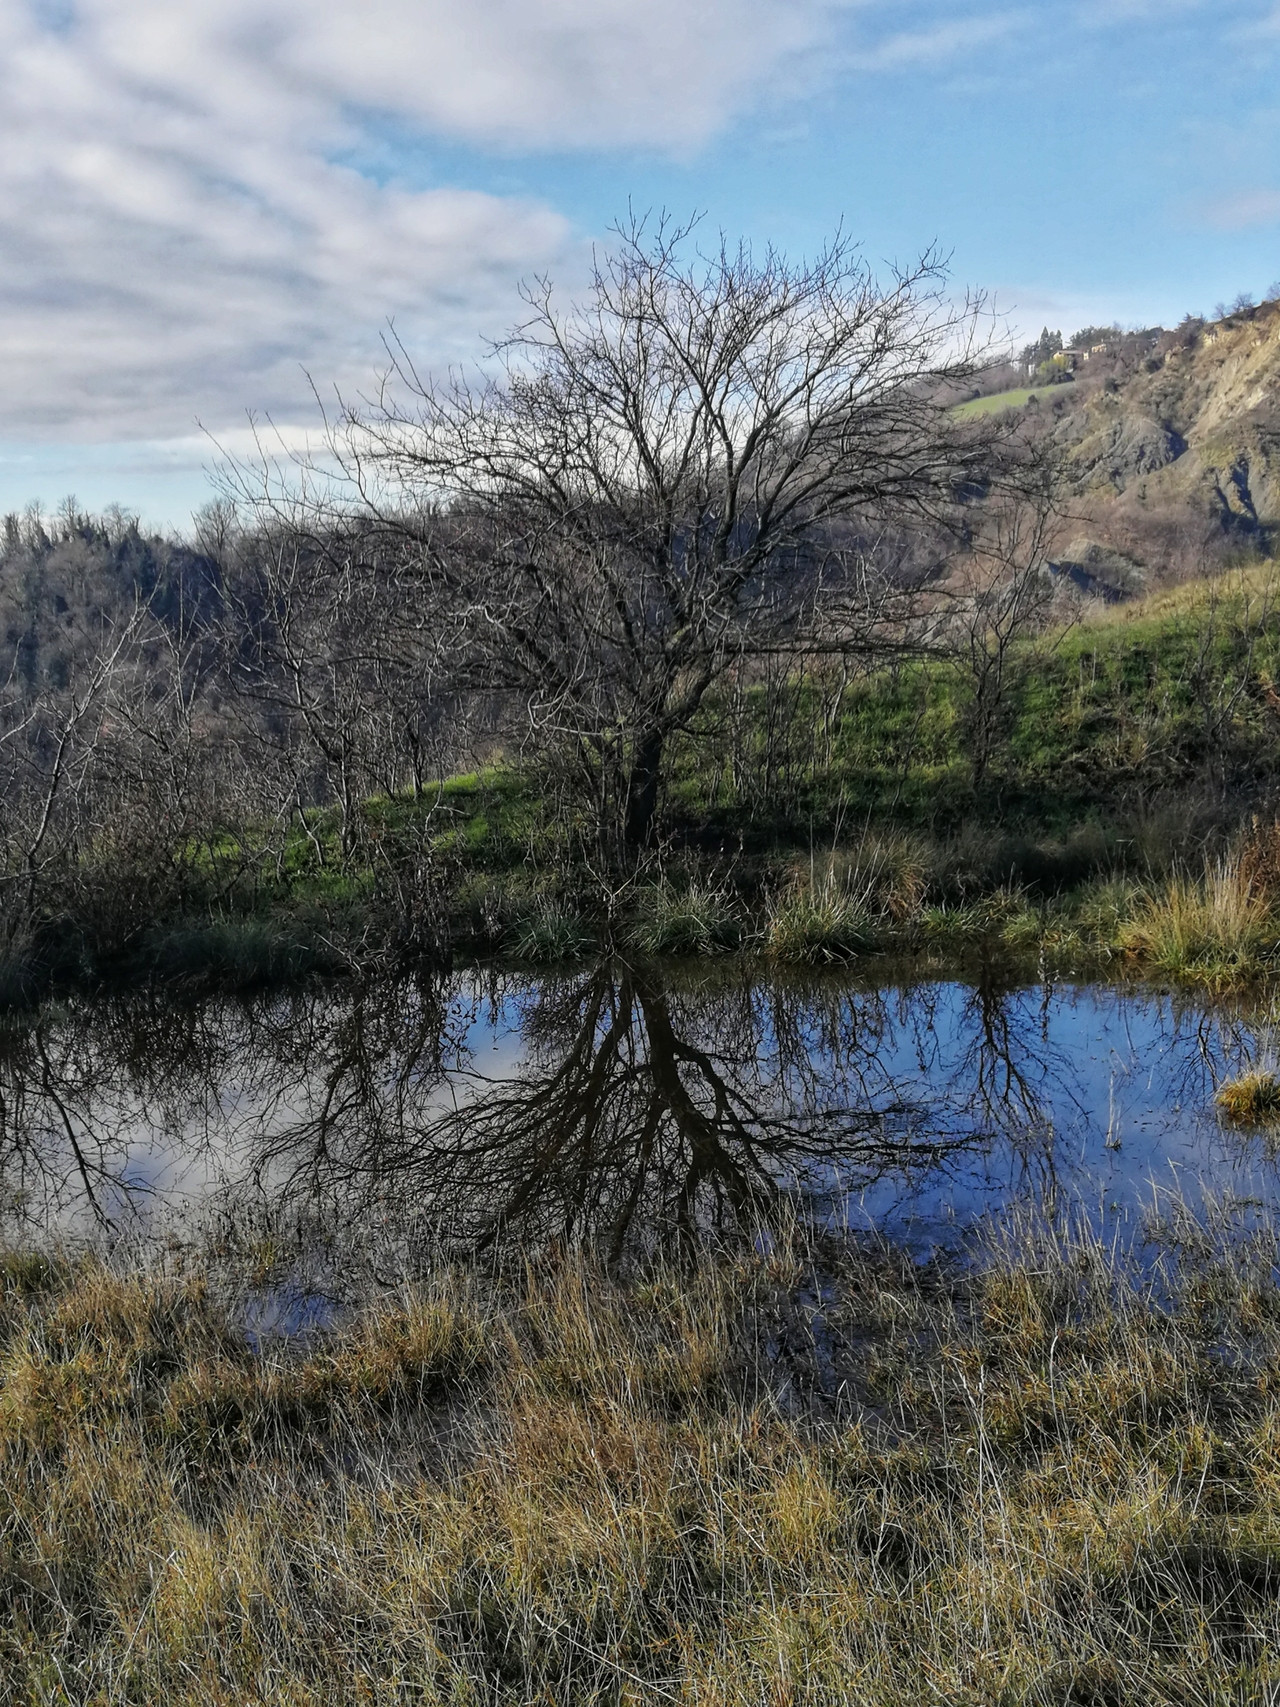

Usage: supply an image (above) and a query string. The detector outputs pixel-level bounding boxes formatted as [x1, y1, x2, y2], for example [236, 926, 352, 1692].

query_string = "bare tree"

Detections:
[949, 476, 1072, 791]
[212, 513, 466, 861]
[310, 216, 1006, 849]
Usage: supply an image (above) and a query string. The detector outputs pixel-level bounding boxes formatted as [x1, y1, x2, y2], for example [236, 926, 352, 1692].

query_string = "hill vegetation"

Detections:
[5, 248, 1280, 1002]
[955, 296, 1280, 591]
[5, 537, 1280, 994]
[7, 245, 1280, 1706]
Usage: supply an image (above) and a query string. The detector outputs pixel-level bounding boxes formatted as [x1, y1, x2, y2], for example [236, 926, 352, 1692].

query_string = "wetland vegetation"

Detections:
[7, 1218, 1280, 1704]
[0, 960, 1275, 1698]
[8, 226, 1280, 1700]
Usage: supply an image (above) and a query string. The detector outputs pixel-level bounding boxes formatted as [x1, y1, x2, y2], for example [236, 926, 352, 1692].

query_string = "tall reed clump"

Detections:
[624, 879, 741, 956]
[765, 855, 886, 963]
[4, 1224, 1280, 1700]
[1117, 854, 1278, 984]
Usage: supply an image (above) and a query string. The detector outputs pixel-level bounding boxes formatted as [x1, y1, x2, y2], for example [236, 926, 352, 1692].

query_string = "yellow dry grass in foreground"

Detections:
[1, 1234, 1280, 1703]
[1217, 1069, 1280, 1125]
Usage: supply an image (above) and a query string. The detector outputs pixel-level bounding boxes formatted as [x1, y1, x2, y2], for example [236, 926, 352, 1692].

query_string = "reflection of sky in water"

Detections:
[819, 983, 1272, 1251]
[0, 971, 1275, 1259]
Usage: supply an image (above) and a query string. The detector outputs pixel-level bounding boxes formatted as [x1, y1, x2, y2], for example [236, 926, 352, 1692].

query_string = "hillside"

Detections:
[998, 304, 1280, 592]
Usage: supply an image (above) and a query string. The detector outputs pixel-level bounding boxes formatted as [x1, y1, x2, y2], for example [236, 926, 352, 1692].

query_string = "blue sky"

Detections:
[2, 0, 1279, 531]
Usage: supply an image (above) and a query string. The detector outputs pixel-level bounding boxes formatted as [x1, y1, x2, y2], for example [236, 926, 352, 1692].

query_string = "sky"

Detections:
[2, 0, 1280, 531]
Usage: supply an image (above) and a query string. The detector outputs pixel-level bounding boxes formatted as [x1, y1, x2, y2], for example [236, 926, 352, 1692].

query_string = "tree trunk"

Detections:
[624, 726, 664, 847]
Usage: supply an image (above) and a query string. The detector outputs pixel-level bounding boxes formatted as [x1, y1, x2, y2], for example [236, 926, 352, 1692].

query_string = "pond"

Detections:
[1, 959, 1277, 1290]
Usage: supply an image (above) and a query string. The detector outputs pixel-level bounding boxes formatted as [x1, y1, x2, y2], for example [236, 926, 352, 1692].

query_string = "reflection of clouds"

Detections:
[0, 967, 1275, 1261]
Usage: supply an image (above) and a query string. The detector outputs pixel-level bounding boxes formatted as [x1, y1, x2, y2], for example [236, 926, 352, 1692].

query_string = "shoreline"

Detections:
[4, 844, 1279, 1009]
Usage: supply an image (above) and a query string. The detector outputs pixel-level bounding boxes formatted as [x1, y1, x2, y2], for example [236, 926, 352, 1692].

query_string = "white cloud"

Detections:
[0, 0, 1215, 458]
[89, 0, 843, 153]
[0, 0, 856, 444]
[845, 10, 1023, 70]
[1202, 188, 1280, 229]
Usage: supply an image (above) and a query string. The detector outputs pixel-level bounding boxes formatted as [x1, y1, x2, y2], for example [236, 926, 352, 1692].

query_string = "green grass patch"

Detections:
[670, 566, 1280, 851]
[952, 384, 1061, 418]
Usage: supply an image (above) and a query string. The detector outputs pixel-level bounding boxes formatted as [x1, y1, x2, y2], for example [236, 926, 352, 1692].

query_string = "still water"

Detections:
[1, 960, 1277, 1275]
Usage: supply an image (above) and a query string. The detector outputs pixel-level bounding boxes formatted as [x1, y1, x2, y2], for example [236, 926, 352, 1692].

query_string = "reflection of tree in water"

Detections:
[335, 963, 970, 1262]
[216, 964, 1112, 1260]
[0, 994, 232, 1222]
[0, 977, 460, 1229]
[0, 963, 1258, 1261]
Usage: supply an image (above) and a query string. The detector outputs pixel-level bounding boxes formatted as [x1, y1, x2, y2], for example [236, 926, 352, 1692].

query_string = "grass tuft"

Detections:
[765, 869, 878, 963]
[506, 899, 596, 963]
[625, 881, 741, 956]
[1117, 858, 1277, 984]
[1217, 1069, 1280, 1124]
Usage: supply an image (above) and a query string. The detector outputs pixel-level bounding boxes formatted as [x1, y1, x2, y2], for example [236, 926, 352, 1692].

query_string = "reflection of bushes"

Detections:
[6, 1224, 1280, 1697]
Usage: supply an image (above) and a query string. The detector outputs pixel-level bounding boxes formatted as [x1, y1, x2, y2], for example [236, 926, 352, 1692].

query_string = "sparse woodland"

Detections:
[5, 232, 1280, 999]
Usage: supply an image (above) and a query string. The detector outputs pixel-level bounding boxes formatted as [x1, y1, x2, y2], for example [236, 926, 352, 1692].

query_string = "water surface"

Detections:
[1, 961, 1276, 1280]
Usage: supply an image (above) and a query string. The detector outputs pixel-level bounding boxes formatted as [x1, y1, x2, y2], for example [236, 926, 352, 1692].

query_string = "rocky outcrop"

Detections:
[1047, 538, 1146, 602]
[1063, 411, 1187, 490]
[1037, 305, 1280, 580]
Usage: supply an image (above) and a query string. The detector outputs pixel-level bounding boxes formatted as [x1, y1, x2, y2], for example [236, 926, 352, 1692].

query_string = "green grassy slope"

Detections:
[952, 384, 1062, 418]
[670, 568, 1280, 845]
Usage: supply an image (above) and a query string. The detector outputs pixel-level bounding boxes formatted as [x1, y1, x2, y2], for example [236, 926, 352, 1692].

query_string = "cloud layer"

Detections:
[4, 0, 1260, 452]
[0, 0, 854, 441]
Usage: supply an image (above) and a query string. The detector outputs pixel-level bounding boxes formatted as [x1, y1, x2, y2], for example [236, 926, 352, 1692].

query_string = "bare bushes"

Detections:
[0, 506, 475, 995]
[0, 610, 240, 992]
[949, 477, 1074, 789]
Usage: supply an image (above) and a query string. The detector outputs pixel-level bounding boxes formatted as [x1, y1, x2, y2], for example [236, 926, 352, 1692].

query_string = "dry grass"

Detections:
[1076, 558, 1280, 631]
[1117, 856, 1278, 984]
[1217, 1069, 1280, 1125]
[2, 1228, 1280, 1701]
